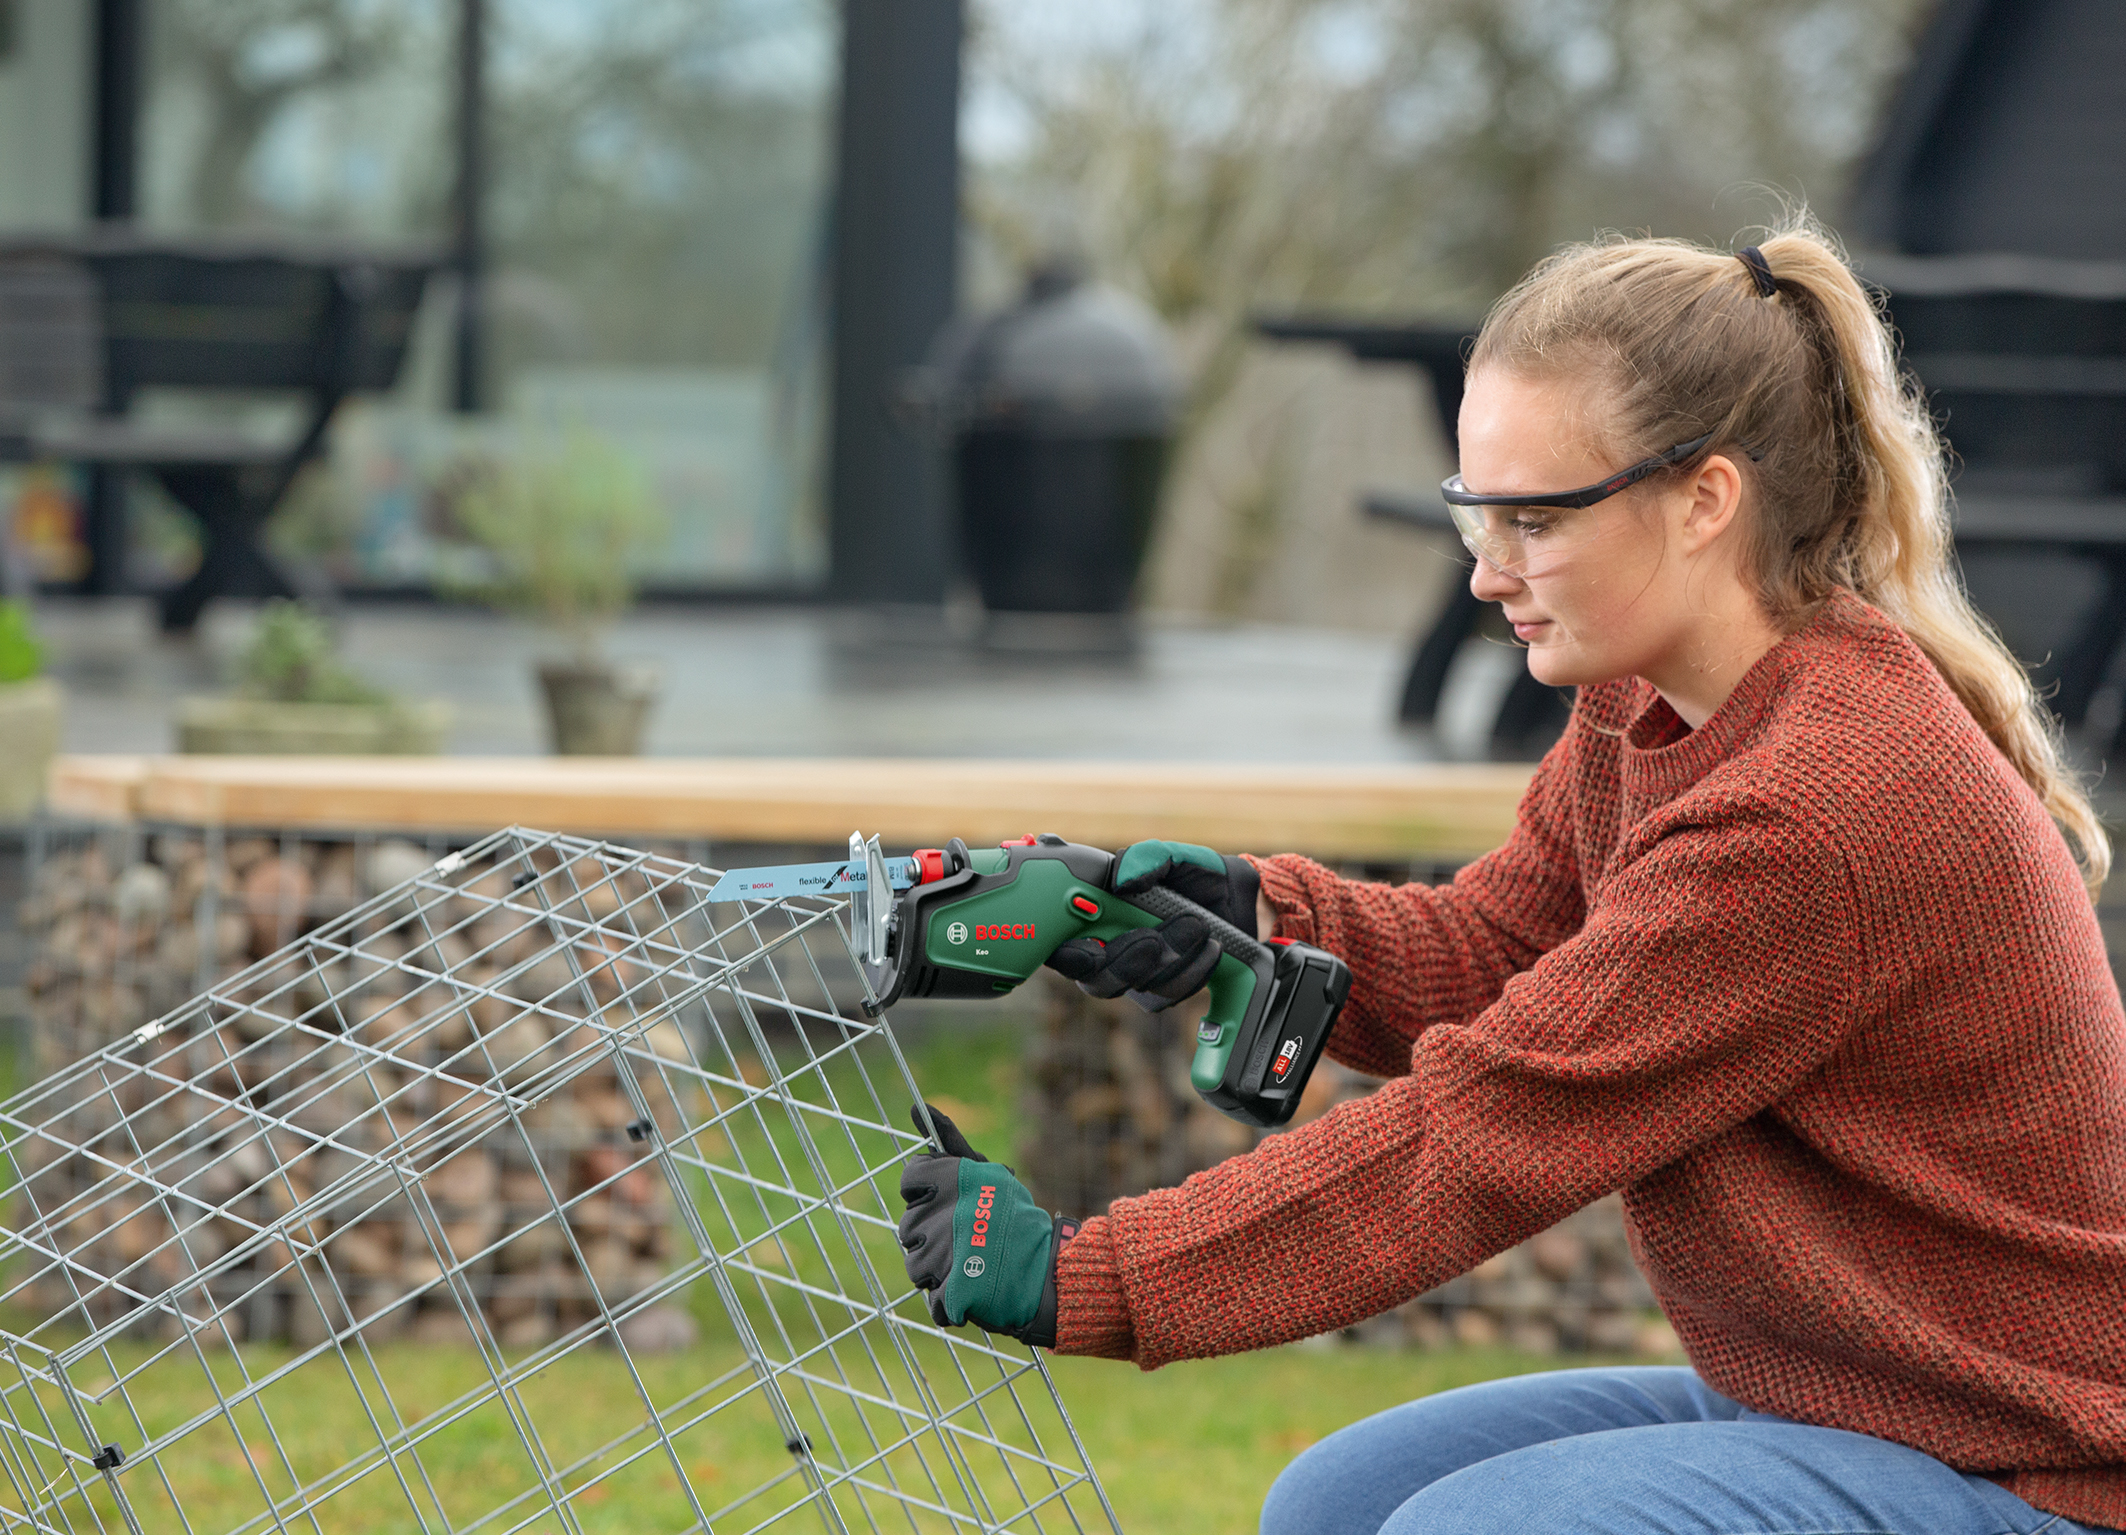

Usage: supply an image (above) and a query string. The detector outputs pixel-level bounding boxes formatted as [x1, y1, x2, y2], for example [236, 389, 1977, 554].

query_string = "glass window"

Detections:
[140, 0, 452, 240]
[124, 0, 836, 592]
[479, 0, 836, 586]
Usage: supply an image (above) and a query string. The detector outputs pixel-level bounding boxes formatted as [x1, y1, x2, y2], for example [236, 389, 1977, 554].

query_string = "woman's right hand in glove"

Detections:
[1043, 839, 1269, 1012]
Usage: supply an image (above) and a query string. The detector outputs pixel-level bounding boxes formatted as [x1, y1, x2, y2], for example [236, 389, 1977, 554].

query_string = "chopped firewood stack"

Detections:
[15, 831, 698, 1353]
[1024, 971, 1670, 1356]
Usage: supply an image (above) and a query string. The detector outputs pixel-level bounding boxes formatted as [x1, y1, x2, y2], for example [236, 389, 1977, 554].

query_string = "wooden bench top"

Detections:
[46, 755, 1532, 864]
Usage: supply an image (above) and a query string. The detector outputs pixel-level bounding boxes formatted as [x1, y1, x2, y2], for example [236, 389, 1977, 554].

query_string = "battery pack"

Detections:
[1195, 939, 1352, 1128]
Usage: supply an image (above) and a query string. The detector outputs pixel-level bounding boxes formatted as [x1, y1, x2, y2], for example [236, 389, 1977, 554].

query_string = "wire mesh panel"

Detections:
[0, 827, 1121, 1534]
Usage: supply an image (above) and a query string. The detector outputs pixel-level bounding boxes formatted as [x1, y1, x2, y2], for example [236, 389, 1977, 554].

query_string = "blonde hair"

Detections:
[1471, 218, 2110, 890]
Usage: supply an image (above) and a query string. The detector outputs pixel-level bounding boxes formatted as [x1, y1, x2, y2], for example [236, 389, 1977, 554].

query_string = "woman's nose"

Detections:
[1469, 554, 1523, 601]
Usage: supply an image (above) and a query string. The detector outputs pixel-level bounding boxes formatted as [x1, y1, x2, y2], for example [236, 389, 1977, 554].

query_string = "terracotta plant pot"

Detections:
[537, 662, 658, 756]
[176, 697, 450, 755]
[0, 677, 62, 819]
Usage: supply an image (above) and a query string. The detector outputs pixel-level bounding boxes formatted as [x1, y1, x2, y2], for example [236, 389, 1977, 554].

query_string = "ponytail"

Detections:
[1472, 217, 2111, 890]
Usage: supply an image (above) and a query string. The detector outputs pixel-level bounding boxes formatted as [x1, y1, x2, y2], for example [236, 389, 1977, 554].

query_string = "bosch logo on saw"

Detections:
[973, 923, 1035, 941]
[1271, 1036, 1304, 1082]
[946, 922, 969, 945]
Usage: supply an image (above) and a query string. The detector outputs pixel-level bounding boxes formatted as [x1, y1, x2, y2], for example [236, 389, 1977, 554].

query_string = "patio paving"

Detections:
[37, 598, 1443, 764]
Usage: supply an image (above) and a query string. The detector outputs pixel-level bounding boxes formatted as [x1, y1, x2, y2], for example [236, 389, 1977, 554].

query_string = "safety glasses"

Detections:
[1441, 431, 1715, 574]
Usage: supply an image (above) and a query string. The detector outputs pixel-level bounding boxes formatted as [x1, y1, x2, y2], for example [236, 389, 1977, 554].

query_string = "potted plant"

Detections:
[177, 600, 448, 754]
[453, 430, 666, 755]
[0, 600, 62, 818]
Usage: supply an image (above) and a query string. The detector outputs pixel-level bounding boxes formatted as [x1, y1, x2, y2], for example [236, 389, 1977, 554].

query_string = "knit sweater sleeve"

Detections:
[1248, 743, 1589, 1079]
[1063, 806, 1859, 1368]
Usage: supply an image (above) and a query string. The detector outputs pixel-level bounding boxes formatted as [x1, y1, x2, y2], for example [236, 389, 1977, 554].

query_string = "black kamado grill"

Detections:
[913, 264, 1181, 632]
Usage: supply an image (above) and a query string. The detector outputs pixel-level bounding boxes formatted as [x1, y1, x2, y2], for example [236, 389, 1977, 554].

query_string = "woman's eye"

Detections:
[1508, 516, 1555, 538]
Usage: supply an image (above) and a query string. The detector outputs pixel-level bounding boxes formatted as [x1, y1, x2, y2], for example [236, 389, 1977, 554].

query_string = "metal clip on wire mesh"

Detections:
[0, 827, 1121, 1534]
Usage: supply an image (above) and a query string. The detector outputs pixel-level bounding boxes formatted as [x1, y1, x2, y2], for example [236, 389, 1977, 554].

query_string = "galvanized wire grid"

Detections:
[0, 827, 1122, 1534]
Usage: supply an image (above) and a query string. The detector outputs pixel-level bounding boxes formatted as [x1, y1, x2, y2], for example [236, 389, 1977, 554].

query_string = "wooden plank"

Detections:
[47, 755, 150, 822]
[50, 755, 1532, 863]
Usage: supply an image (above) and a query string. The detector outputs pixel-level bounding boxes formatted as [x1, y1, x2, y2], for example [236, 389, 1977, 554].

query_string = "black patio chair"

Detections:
[0, 231, 438, 631]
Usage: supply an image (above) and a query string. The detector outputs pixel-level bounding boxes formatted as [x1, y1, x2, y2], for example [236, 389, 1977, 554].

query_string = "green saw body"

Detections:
[860, 836, 1350, 1129]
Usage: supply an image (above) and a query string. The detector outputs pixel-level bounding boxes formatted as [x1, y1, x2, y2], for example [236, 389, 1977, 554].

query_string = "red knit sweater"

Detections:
[1053, 592, 2126, 1528]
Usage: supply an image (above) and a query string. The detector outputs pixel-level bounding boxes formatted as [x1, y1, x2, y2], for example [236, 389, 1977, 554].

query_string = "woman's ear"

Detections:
[1678, 453, 1746, 553]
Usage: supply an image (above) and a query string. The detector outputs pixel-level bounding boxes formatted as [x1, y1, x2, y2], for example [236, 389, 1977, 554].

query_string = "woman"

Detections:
[895, 222, 2126, 1534]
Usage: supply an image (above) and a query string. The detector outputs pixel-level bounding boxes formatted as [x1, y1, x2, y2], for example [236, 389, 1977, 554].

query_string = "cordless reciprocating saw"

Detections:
[709, 832, 1351, 1129]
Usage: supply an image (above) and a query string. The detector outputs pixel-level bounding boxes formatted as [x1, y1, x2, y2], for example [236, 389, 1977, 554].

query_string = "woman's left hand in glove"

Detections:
[897, 1103, 1077, 1347]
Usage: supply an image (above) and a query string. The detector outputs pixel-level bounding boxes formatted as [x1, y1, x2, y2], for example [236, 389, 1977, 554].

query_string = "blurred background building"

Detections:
[0, 0, 869, 599]
[2, 0, 2123, 766]
[0, 0, 1929, 608]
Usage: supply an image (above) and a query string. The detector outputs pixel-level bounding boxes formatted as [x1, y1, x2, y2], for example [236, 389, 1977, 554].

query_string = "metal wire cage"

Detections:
[0, 827, 1120, 1534]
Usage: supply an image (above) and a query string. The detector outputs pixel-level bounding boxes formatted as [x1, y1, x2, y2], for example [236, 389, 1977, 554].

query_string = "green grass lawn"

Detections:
[6, 1011, 1581, 1531]
[36, 1335, 1562, 1533]
[1053, 1345, 1569, 1533]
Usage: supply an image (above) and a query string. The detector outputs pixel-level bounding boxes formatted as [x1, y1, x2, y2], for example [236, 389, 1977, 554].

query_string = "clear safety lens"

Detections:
[1448, 502, 1590, 577]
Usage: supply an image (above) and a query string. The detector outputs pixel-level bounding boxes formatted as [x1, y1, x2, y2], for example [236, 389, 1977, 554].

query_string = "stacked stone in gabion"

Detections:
[14, 827, 693, 1352]
[1021, 972, 1257, 1218]
[22, 832, 450, 1068]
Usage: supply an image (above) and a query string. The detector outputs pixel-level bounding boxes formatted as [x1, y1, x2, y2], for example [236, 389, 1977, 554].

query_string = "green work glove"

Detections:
[897, 1103, 1075, 1347]
[1045, 839, 1262, 1012]
[1113, 839, 1261, 933]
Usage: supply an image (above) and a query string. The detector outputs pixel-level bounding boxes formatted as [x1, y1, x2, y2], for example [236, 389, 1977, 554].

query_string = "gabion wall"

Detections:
[16, 823, 693, 1352]
[22, 827, 1666, 1357]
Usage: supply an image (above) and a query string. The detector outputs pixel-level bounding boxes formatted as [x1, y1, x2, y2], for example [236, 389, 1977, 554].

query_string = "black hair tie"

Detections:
[1737, 246, 1778, 298]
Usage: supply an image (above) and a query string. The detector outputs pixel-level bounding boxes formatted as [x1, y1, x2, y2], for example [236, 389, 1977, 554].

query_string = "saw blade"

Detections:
[707, 856, 919, 904]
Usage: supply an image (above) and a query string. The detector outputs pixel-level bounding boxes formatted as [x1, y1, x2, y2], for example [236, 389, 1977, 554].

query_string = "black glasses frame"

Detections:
[1441, 431, 1717, 510]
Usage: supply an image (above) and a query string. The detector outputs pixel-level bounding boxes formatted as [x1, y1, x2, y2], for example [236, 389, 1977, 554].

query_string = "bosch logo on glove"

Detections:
[1272, 1036, 1303, 1082]
[970, 1183, 996, 1247]
[947, 922, 969, 945]
[962, 1256, 985, 1278]
[974, 923, 1036, 942]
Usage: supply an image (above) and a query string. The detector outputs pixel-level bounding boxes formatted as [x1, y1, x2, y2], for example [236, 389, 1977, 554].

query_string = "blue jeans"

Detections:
[1260, 1366, 2117, 1535]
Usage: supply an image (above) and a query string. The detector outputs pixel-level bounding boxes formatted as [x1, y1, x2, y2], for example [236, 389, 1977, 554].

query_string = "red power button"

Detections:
[1070, 895, 1100, 917]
